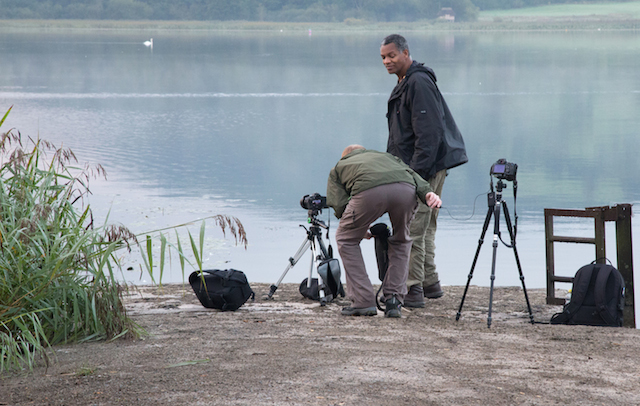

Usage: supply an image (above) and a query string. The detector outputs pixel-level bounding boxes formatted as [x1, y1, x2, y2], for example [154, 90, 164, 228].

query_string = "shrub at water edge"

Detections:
[0, 107, 141, 372]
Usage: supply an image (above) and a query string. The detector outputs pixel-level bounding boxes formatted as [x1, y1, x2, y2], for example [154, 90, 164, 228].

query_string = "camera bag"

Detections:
[550, 261, 625, 327]
[299, 277, 320, 301]
[317, 258, 345, 298]
[189, 269, 254, 311]
[299, 258, 345, 301]
[370, 223, 391, 282]
[369, 223, 392, 311]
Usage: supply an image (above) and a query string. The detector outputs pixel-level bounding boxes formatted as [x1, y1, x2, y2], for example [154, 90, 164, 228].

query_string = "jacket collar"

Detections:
[389, 61, 437, 100]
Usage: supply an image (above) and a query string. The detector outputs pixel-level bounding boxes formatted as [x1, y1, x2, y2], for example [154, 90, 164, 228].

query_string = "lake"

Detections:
[1, 28, 639, 295]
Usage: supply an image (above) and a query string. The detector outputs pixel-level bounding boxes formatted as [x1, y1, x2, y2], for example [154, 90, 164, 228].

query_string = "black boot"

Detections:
[423, 281, 444, 299]
[384, 296, 401, 318]
[404, 285, 426, 308]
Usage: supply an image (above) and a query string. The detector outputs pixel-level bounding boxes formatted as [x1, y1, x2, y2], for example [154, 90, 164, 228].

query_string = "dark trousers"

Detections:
[335, 182, 418, 308]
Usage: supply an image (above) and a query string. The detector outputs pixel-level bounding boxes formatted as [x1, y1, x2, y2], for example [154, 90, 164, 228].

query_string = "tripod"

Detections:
[266, 209, 337, 306]
[456, 178, 535, 328]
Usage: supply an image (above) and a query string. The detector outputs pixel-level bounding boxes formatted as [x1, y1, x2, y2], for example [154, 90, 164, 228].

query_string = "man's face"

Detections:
[380, 43, 411, 77]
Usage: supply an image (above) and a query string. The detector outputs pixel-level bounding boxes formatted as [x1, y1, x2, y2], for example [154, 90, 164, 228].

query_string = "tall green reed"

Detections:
[0, 107, 141, 372]
[138, 214, 247, 286]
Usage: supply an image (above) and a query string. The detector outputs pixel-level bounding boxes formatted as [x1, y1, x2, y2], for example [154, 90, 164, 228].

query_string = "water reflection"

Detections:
[0, 29, 638, 289]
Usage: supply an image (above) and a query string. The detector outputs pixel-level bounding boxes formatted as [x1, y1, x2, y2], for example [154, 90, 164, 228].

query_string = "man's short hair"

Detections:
[381, 34, 409, 54]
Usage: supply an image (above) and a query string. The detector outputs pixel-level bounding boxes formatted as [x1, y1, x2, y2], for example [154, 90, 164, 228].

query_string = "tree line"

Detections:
[0, 0, 629, 23]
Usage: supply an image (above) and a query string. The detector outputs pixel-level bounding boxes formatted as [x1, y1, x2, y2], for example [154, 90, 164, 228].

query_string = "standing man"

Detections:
[326, 145, 442, 318]
[380, 34, 468, 308]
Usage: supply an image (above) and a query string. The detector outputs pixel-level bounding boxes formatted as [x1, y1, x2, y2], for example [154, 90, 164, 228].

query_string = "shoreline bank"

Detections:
[1, 17, 639, 32]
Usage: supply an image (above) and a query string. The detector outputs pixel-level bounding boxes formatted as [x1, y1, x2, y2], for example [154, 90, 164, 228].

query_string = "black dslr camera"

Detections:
[490, 159, 517, 181]
[300, 193, 328, 211]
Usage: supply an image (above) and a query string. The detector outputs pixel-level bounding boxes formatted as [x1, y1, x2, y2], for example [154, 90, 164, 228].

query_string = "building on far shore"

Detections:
[438, 7, 455, 22]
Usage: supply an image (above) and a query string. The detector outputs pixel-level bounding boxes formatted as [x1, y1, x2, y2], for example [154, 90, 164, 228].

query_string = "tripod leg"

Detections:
[267, 238, 311, 299]
[311, 249, 326, 306]
[487, 202, 502, 328]
[457, 195, 495, 321]
[502, 202, 535, 324]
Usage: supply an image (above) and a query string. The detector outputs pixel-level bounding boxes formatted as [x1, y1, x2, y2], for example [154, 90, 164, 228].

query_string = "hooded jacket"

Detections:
[326, 149, 433, 219]
[386, 61, 468, 180]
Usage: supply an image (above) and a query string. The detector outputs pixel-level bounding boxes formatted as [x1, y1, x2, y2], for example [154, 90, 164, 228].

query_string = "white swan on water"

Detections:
[143, 38, 153, 48]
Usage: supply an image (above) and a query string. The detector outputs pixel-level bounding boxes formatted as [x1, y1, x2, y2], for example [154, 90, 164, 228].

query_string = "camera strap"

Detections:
[326, 211, 333, 258]
[512, 180, 518, 240]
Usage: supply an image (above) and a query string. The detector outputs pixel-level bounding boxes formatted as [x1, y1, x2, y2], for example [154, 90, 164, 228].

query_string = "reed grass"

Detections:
[0, 107, 141, 372]
[0, 105, 248, 372]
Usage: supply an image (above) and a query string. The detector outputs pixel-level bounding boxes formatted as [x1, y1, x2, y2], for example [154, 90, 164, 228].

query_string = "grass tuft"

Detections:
[138, 214, 247, 285]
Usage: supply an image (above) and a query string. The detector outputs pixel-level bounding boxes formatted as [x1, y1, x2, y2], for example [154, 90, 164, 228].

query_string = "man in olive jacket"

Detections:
[381, 34, 468, 307]
[326, 145, 442, 318]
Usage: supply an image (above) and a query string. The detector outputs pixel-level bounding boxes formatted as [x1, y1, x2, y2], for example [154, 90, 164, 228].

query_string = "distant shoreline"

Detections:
[1, 17, 639, 32]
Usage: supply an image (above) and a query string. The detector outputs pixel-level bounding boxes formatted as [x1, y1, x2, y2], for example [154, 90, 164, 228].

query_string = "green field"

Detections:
[481, 1, 640, 19]
[1, 2, 640, 32]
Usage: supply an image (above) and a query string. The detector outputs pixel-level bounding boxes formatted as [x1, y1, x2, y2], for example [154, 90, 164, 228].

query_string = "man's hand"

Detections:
[425, 192, 442, 208]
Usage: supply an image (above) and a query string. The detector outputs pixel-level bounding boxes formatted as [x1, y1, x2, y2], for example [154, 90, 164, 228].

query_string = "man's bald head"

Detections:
[341, 144, 365, 157]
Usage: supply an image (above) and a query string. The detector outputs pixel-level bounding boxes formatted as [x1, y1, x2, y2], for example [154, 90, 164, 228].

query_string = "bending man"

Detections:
[326, 145, 442, 318]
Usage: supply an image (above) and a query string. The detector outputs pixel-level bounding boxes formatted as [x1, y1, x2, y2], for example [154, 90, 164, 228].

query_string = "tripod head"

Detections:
[491, 178, 508, 198]
[307, 210, 328, 230]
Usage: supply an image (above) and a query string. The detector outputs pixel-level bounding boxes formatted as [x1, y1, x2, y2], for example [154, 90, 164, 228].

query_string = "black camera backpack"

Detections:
[189, 269, 255, 311]
[370, 223, 391, 282]
[550, 261, 625, 327]
[370, 223, 391, 310]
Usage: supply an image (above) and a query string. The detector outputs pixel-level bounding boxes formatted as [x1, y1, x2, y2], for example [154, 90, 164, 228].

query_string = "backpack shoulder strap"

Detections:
[593, 264, 621, 326]
[552, 263, 595, 323]
[565, 263, 595, 313]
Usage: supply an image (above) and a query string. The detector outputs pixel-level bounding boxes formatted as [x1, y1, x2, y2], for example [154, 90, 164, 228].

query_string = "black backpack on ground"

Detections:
[550, 261, 625, 327]
[189, 269, 255, 311]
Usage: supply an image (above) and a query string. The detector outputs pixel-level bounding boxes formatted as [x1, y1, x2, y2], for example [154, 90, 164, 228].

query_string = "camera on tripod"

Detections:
[300, 193, 328, 212]
[266, 192, 344, 305]
[490, 158, 517, 182]
[457, 158, 534, 328]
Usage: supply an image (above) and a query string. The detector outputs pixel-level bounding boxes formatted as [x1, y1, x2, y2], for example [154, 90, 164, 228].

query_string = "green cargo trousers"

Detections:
[407, 169, 446, 289]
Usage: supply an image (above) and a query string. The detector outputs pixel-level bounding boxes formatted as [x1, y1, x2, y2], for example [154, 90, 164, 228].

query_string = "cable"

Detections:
[439, 190, 490, 221]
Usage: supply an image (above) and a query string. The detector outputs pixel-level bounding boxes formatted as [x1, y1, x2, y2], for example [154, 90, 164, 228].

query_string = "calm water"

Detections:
[1, 29, 639, 294]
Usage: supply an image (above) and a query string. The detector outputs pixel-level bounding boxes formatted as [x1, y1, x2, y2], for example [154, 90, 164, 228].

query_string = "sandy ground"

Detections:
[2, 283, 640, 406]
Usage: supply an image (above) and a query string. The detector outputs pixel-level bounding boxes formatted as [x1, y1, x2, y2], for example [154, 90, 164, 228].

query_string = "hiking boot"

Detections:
[423, 281, 444, 299]
[341, 306, 377, 316]
[384, 296, 402, 318]
[404, 285, 426, 308]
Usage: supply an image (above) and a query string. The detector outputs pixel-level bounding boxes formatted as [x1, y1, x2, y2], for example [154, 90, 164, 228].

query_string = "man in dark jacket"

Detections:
[326, 145, 442, 318]
[381, 34, 468, 307]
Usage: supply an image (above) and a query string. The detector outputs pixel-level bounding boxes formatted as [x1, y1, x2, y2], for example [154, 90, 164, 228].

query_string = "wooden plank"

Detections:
[551, 276, 574, 283]
[545, 210, 556, 305]
[615, 204, 635, 328]
[551, 236, 595, 244]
